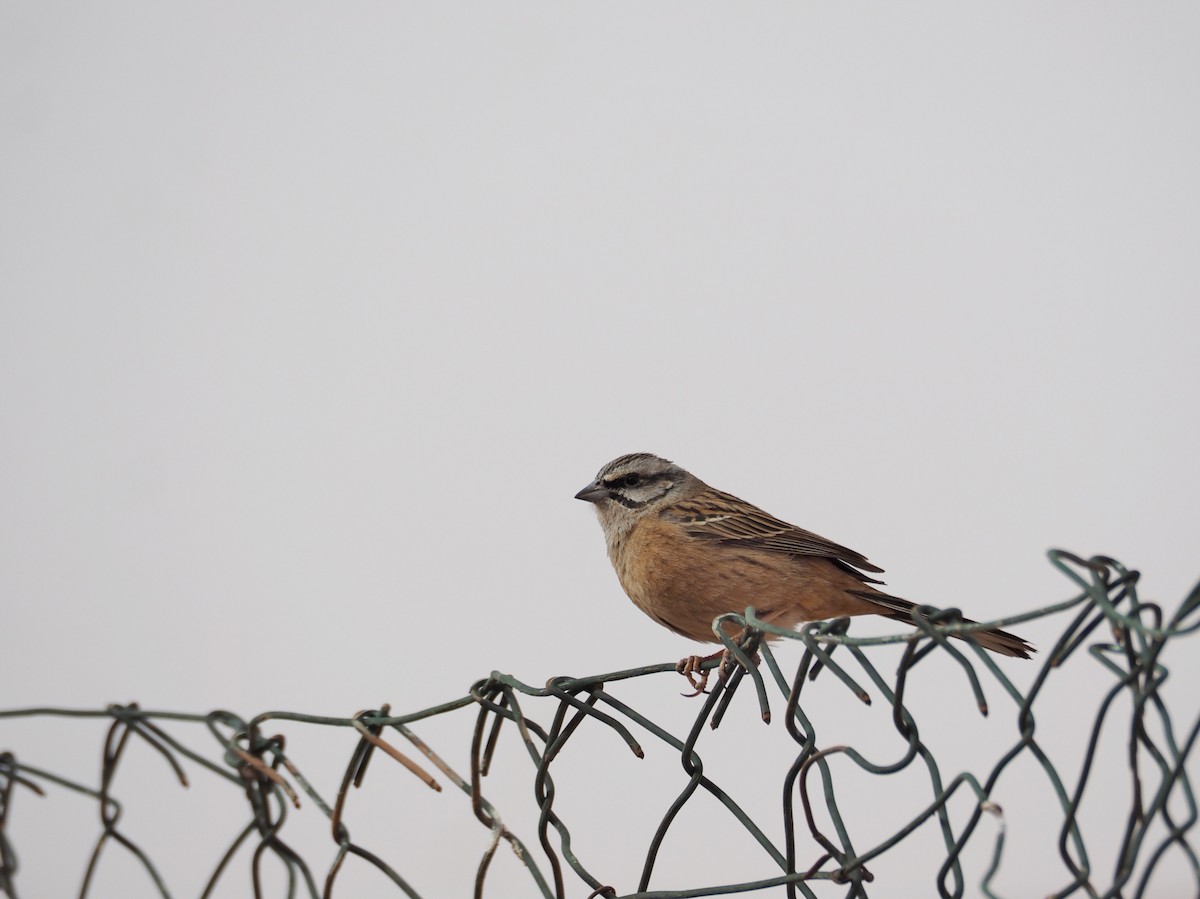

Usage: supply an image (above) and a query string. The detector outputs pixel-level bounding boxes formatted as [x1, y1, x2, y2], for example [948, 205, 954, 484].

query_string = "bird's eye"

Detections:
[622, 473, 642, 487]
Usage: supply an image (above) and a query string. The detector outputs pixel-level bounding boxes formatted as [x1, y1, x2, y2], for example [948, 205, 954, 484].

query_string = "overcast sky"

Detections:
[2, 4, 1198, 897]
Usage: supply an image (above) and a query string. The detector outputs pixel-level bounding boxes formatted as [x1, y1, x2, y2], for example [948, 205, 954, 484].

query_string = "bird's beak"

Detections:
[574, 481, 611, 503]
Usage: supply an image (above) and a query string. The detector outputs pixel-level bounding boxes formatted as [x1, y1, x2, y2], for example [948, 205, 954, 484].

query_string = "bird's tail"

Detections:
[851, 591, 1034, 659]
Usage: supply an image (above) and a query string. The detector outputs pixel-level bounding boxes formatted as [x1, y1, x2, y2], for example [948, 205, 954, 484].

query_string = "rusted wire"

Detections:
[0, 550, 1197, 898]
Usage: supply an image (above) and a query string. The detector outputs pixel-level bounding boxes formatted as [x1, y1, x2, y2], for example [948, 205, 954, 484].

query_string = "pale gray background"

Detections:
[2, 3, 1198, 897]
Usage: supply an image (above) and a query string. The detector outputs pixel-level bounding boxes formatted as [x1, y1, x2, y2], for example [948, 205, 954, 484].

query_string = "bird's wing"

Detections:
[662, 488, 885, 579]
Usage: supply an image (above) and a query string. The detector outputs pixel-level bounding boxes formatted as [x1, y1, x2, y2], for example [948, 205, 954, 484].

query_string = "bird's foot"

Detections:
[715, 644, 761, 680]
[676, 655, 710, 695]
[676, 649, 725, 697]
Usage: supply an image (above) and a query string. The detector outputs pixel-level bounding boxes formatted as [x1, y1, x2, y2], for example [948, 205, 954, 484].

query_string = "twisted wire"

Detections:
[1, 550, 1197, 898]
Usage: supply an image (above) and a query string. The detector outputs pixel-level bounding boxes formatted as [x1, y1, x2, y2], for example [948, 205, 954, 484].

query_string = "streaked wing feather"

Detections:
[665, 488, 885, 576]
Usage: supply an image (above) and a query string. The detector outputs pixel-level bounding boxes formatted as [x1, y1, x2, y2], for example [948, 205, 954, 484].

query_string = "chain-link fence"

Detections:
[2, 550, 1197, 898]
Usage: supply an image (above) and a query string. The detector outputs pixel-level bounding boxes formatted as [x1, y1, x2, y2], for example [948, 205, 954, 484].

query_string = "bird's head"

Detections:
[575, 452, 696, 538]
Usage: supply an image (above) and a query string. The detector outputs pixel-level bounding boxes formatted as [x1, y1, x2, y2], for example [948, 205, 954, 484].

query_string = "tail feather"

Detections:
[851, 591, 1034, 659]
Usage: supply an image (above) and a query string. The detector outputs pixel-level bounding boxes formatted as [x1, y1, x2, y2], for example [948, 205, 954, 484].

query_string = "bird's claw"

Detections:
[676, 649, 736, 696]
[676, 655, 711, 696]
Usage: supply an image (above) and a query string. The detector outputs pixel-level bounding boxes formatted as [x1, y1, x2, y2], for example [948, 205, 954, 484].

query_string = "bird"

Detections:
[575, 452, 1033, 694]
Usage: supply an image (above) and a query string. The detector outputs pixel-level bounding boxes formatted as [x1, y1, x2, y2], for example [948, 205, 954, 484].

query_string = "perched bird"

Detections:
[575, 452, 1033, 693]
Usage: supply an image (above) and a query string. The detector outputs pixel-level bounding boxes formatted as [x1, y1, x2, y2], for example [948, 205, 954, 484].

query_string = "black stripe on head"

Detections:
[597, 452, 671, 478]
[602, 471, 666, 509]
[591, 452, 679, 509]
[603, 470, 657, 488]
[606, 490, 647, 509]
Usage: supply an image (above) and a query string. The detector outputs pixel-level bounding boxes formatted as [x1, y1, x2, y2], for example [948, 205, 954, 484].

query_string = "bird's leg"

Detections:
[677, 628, 764, 697]
[719, 629, 762, 680]
[676, 649, 725, 696]
[717, 647, 736, 682]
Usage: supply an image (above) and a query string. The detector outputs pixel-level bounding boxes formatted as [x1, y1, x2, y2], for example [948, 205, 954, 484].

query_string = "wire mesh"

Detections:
[1, 550, 1198, 898]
